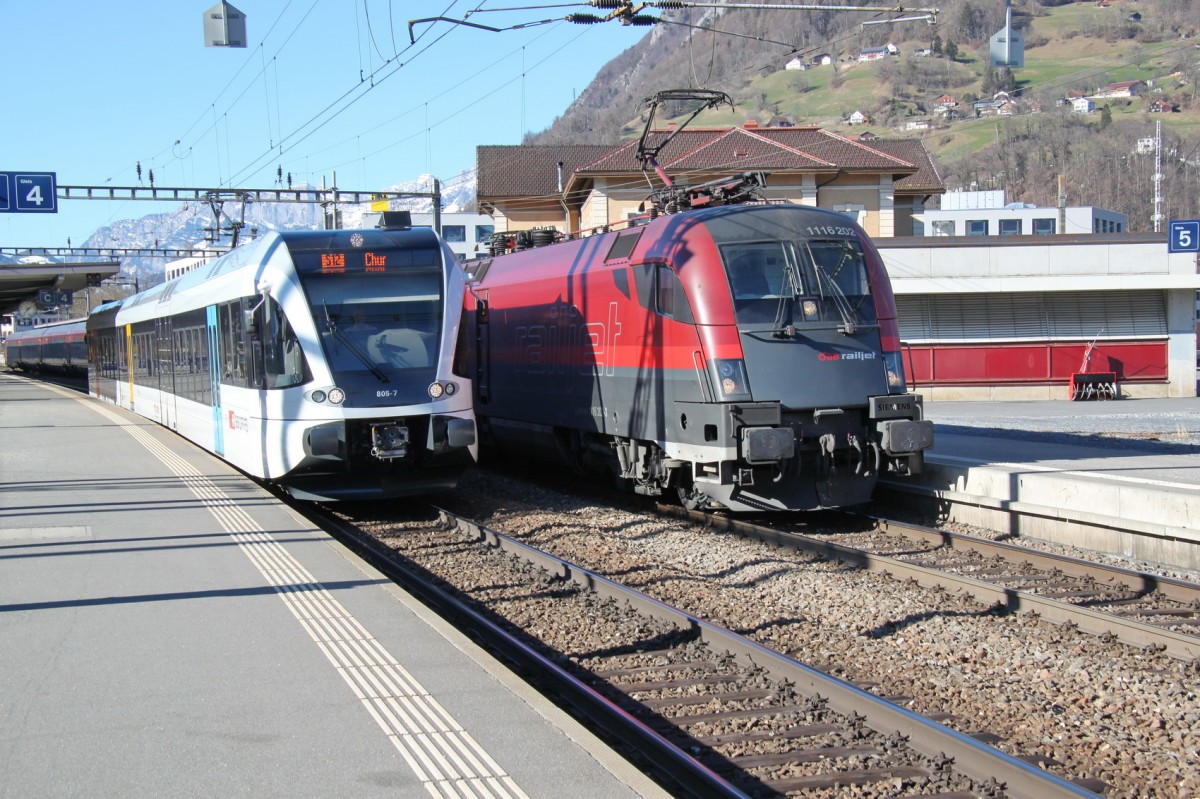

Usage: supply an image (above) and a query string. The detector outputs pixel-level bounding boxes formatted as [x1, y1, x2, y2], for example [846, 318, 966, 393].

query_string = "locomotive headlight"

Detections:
[444, 381, 457, 396]
[428, 381, 445, 399]
[709, 358, 752, 402]
[883, 352, 908, 394]
[310, 389, 327, 403]
[327, 387, 346, 405]
[802, 299, 819, 320]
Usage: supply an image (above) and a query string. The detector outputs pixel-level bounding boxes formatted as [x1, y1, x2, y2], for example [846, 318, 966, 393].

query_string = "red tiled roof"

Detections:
[477, 144, 613, 199]
[477, 127, 945, 198]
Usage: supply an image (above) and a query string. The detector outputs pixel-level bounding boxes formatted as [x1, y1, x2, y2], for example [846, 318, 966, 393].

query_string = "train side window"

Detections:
[655, 265, 695, 324]
[261, 298, 309, 389]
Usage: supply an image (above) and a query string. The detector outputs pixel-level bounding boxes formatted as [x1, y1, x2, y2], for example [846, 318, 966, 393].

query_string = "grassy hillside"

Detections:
[533, 0, 1200, 228]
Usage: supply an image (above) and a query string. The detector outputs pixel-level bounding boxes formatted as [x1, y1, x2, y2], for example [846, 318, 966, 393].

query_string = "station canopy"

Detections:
[0, 261, 120, 318]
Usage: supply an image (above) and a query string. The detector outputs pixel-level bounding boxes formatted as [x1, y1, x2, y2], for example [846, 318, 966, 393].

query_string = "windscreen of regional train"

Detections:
[721, 236, 876, 331]
[294, 243, 444, 407]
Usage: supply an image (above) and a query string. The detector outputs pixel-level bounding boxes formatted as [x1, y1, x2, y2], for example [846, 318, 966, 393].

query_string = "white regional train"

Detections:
[86, 213, 477, 500]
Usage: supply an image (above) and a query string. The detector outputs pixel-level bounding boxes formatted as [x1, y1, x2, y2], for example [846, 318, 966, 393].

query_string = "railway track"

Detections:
[301, 500, 1101, 798]
[669, 507, 1200, 662]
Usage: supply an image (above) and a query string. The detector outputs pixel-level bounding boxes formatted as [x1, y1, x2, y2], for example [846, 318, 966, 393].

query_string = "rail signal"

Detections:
[0, 171, 58, 213]
[1168, 220, 1200, 253]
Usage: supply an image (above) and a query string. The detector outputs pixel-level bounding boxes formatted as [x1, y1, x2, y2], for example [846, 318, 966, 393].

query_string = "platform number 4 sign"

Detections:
[0, 171, 57, 213]
[1168, 220, 1200, 253]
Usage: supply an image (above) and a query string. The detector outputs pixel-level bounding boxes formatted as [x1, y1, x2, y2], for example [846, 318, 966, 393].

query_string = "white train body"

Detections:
[87, 219, 476, 500]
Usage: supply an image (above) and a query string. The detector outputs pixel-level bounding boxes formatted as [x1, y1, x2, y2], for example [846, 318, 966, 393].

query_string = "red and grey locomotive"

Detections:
[465, 201, 932, 511]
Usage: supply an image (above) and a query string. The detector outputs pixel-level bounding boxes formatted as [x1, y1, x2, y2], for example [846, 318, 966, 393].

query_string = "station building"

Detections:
[476, 124, 1200, 399]
[920, 190, 1128, 237]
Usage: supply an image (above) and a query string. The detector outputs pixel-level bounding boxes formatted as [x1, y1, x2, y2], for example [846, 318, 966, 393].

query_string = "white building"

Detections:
[409, 212, 495, 261]
[919, 191, 1126, 237]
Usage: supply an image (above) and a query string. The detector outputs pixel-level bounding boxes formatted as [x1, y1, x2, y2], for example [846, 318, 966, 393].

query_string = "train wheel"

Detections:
[674, 466, 709, 510]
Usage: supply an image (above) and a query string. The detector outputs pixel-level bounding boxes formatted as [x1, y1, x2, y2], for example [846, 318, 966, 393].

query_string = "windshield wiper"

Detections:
[811, 248, 866, 336]
[322, 303, 390, 384]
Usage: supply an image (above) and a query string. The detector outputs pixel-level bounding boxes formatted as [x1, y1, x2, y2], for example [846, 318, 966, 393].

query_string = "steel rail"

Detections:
[660, 506, 1200, 661]
[450, 512, 1098, 798]
[871, 515, 1200, 605]
[295, 503, 748, 799]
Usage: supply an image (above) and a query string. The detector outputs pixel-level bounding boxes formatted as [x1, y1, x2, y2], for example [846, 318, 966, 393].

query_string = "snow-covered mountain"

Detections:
[14, 172, 476, 288]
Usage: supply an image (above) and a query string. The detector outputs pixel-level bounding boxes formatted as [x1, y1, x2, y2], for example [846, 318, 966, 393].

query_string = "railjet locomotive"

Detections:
[465, 203, 933, 512]
[87, 213, 476, 500]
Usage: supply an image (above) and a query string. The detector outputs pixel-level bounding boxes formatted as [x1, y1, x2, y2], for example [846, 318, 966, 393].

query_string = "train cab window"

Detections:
[723, 239, 875, 328]
[299, 260, 446, 405]
[259, 298, 309, 389]
[722, 242, 798, 324]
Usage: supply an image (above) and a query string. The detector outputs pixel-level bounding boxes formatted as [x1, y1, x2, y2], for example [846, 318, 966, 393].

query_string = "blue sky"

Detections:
[0, 1, 648, 248]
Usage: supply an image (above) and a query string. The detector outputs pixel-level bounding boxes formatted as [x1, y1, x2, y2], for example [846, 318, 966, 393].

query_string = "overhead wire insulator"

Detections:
[655, 1, 687, 7]
[566, 13, 606, 23]
[623, 14, 658, 25]
[587, 0, 625, 7]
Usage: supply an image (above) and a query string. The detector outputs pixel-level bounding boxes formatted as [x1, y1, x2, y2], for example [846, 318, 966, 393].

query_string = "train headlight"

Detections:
[802, 299, 819, 320]
[428, 382, 445, 399]
[310, 390, 327, 403]
[708, 358, 752, 402]
[327, 387, 346, 405]
[883, 352, 908, 394]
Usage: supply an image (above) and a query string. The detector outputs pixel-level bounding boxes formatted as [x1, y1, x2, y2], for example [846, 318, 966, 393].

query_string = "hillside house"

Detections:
[933, 94, 958, 107]
[475, 124, 945, 240]
[1092, 80, 1145, 99]
[904, 119, 933, 131]
[1073, 97, 1095, 114]
[973, 99, 1003, 116]
[857, 131, 879, 142]
[1149, 99, 1176, 113]
[785, 57, 808, 71]
[811, 53, 834, 66]
[858, 43, 898, 62]
[846, 110, 871, 125]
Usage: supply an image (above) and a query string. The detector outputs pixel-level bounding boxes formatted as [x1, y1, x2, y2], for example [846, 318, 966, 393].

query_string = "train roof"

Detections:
[88, 226, 445, 324]
[5, 318, 87, 342]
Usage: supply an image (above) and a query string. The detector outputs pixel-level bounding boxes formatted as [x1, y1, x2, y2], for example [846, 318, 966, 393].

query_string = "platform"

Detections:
[0, 372, 664, 799]
[881, 397, 1200, 574]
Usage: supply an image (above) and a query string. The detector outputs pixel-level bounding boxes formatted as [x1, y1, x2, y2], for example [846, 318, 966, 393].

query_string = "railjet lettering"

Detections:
[818, 351, 878, 362]
[517, 302, 623, 378]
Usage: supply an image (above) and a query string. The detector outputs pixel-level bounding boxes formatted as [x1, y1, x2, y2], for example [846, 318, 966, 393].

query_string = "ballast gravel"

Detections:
[432, 468, 1200, 799]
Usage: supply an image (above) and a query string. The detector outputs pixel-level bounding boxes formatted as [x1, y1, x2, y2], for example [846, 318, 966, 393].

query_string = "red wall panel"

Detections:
[903, 341, 1167, 385]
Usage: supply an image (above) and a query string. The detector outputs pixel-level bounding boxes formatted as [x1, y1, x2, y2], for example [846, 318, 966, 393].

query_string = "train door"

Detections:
[473, 296, 491, 405]
[156, 316, 177, 430]
[206, 306, 224, 456]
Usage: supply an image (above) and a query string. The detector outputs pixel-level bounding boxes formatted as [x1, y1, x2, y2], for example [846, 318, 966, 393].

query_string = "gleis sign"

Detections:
[0, 171, 57, 213]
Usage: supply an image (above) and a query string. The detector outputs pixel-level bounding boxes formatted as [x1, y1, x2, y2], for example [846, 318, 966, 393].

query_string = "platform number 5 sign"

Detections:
[1168, 220, 1200, 253]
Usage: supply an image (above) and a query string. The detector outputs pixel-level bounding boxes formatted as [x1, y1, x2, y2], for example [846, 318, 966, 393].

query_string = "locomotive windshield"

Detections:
[721, 238, 875, 329]
[299, 266, 443, 405]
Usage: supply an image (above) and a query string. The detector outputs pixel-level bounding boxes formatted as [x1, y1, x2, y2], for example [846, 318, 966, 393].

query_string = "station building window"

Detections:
[967, 219, 988, 236]
[930, 220, 955, 237]
[1033, 218, 1056, 235]
[999, 219, 1022, 236]
[442, 225, 466, 243]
